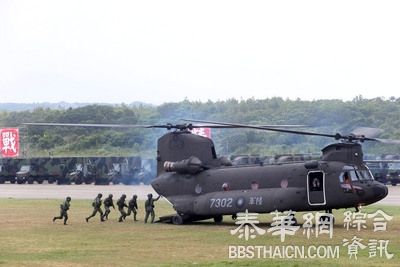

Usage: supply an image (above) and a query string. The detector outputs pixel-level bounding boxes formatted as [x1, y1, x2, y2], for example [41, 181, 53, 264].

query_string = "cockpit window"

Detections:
[355, 165, 374, 181]
[339, 166, 359, 183]
[339, 165, 374, 183]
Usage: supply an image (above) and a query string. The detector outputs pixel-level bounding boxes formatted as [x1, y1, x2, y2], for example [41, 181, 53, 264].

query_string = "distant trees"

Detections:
[0, 97, 399, 157]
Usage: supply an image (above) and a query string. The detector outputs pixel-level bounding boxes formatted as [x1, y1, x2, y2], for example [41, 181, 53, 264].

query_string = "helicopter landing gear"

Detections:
[232, 214, 237, 220]
[213, 215, 223, 223]
[285, 216, 298, 226]
[172, 214, 184, 225]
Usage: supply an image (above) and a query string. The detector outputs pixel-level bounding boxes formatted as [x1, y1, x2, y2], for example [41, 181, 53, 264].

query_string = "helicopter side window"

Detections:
[309, 172, 323, 191]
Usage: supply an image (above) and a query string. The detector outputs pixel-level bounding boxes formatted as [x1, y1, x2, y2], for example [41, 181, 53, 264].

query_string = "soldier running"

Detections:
[86, 193, 105, 222]
[116, 194, 128, 222]
[126, 194, 138, 221]
[53, 196, 71, 225]
[144, 193, 160, 223]
[102, 194, 115, 220]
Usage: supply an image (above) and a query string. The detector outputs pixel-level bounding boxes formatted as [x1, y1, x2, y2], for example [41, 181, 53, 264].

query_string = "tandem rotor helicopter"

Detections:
[24, 120, 397, 225]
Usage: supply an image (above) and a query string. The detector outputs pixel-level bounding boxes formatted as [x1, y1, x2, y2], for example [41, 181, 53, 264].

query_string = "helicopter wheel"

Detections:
[213, 215, 223, 224]
[172, 214, 184, 225]
[232, 214, 237, 220]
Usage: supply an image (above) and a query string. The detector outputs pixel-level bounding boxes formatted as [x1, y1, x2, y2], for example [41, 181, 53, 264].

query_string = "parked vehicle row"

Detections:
[0, 156, 156, 185]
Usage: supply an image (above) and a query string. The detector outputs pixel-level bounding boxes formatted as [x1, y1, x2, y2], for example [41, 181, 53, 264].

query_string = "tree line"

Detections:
[1, 97, 400, 157]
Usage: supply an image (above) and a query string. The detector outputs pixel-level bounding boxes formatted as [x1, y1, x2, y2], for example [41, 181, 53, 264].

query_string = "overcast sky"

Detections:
[1, 0, 399, 105]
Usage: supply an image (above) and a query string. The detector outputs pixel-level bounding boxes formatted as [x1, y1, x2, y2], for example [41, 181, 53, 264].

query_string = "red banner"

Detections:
[1, 128, 20, 157]
[190, 128, 212, 139]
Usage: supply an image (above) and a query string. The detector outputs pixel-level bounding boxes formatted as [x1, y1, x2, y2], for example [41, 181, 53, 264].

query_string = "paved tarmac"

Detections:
[0, 184, 399, 205]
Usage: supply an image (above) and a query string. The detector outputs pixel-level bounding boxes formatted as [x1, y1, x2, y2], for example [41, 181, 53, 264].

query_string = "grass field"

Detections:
[0, 198, 398, 267]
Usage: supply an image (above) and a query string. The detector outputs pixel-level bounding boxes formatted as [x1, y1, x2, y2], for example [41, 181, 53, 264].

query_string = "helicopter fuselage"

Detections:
[151, 159, 388, 218]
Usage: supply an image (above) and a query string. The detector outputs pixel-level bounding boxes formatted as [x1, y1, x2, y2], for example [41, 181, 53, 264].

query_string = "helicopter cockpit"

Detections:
[339, 165, 374, 184]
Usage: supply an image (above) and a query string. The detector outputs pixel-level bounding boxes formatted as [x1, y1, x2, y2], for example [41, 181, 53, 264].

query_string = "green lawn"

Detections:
[0, 199, 398, 266]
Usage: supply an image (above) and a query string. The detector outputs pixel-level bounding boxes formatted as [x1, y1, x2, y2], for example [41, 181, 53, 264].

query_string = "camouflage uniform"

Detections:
[86, 193, 105, 222]
[126, 194, 138, 221]
[53, 196, 71, 225]
[116, 194, 128, 222]
[144, 193, 160, 223]
[102, 194, 115, 220]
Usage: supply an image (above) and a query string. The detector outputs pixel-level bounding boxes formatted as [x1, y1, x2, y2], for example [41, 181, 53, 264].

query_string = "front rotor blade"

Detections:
[22, 122, 156, 128]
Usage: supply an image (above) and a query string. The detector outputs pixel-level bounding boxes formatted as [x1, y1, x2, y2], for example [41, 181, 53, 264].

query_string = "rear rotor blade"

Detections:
[374, 138, 400, 145]
[183, 119, 340, 139]
[351, 127, 384, 138]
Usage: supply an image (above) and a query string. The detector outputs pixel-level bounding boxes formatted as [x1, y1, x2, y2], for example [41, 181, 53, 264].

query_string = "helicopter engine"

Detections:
[163, 156, 204, 175]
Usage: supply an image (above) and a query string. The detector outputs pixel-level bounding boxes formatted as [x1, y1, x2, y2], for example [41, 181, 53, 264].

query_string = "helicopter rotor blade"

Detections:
[188, 124, 309, 129]
[22, 122, 308, 129]
[373, 138, 400, 145]
[22, 122, 156, 128]
[185, 119, 400, 143]
[351, 127, 384, 139]
[183, 119, 341, 139]
[22, 121, 400, 144]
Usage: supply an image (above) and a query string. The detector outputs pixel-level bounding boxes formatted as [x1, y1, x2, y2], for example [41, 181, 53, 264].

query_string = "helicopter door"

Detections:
[307, 171, 326, 205]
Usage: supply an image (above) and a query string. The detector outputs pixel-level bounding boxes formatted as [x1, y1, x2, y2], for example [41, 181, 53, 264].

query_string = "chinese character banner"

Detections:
[0, 128, 20, 157]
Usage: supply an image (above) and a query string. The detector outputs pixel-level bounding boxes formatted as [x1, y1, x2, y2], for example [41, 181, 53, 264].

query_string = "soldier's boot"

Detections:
[52, 217, 56, 222]
[118, 216, 123, 222]
[85, 217, 89, 223]
[134, 213, 138, 221]
[63, 218, 68, 225]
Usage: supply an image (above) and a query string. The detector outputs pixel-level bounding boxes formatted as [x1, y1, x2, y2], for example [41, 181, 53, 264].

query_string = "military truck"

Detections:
[67, 158, 93, 184]
[364, 154, 400, 185]
[1, 156, 155, 185]
[107, 156, 142, 184]
[137, 158, 157, 184]
[386, 159, 400, 186]
[365, 161, 388, 184]
[66, 157, 136, 185]
[15, 157, 73, 184]
[0, 158, 22, 183]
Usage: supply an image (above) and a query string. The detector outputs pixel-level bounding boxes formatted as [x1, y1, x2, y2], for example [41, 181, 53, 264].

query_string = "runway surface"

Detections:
[0, 184, 399, 205]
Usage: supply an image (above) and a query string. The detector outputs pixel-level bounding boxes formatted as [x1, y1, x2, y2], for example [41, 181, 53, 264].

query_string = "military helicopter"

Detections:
[24, 121, 395, 225]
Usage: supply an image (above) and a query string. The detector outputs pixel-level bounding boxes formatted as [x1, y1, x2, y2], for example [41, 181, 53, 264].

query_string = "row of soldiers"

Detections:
[53, 193, 160, 225]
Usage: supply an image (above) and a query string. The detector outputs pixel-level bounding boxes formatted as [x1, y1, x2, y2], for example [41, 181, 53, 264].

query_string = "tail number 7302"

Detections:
[210, 198, 233, 208]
